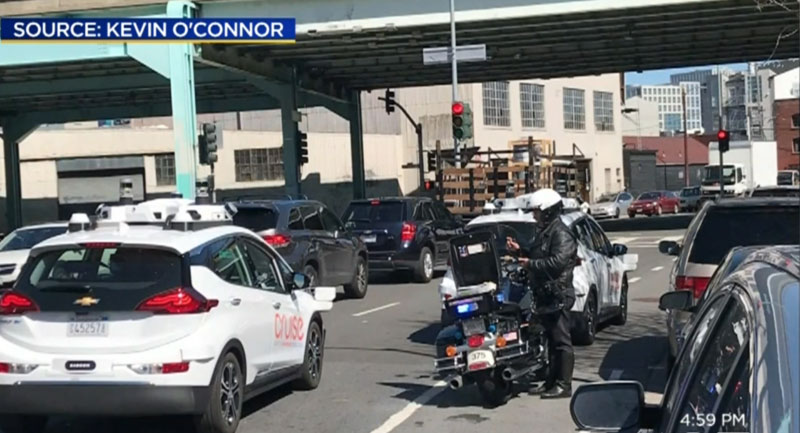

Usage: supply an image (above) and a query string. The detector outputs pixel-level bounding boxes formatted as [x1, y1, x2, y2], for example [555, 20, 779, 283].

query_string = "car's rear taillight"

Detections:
[0, 362, 38, 374]
[136, 287, 218, 314]
[128, 361, 190, 374]
[0, 291, 39, 315]
[263, 233, 291, 248]
[676, 276, 711, 299]
[401, 222, 417, 242]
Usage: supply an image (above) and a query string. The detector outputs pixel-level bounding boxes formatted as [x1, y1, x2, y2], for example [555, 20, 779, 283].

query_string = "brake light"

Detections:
[263, 233, 291, 248]
[371, 200, 381, 205]
[162, 362, 190, 374]
[136, 288, 218, 314]
[676, 276, 711, 299]
[0, 291, 39, 315]
[467, 335, 484, 348]
[401, 222, 417, 242]
[0, 362, 37, 374]
[81, 242, 120, 249]
[128, 362, 190, 374]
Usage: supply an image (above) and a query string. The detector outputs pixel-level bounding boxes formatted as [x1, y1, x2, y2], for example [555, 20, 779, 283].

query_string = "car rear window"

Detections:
[232, 207, 279, 232]
[342, 202, 405, 223]
[751, 188, 800, 198]
[0, 227, 66, 252]
[688, 207, 800, 264]
[638, 192, 660, 200]
[681, 187, 700, 197]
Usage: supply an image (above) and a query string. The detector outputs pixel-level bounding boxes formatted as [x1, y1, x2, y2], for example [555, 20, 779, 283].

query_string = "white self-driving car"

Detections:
[0, 198, 335, 433]
[439, 199, 638, 345]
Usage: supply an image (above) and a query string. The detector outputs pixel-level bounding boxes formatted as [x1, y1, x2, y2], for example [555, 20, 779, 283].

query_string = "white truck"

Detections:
[701, 140, 778, 199]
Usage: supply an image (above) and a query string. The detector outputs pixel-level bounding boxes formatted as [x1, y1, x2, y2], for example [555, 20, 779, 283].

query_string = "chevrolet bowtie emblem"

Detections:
[73, 296, 99, 307]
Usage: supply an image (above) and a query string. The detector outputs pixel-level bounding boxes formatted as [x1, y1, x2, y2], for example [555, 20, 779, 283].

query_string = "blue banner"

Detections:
[0, 18, 296, 43]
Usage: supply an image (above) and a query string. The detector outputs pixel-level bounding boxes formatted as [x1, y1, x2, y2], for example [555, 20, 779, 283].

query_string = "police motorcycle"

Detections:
[433, 230, 560, 406]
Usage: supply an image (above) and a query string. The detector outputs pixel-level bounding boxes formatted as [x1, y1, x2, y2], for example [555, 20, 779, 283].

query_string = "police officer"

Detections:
[506, 188, 578, 399]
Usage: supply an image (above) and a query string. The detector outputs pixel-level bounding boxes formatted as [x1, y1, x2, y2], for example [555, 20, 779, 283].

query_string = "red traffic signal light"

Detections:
[424, 180, 434, 191]
[452, 102, 464, 116]
[717, 129, 729, 140]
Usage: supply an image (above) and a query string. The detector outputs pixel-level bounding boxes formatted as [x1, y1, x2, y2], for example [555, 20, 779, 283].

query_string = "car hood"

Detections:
[591, 203, 615, 210]
[0, 249, 30, 266]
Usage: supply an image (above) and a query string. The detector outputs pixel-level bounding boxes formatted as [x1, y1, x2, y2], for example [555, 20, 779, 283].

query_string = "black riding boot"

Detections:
[530, 345, 557, 395]
[541, 351, 573, 399]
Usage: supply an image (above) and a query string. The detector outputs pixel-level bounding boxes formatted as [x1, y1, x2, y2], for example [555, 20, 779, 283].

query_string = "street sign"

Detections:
[423, 44, 486, 65]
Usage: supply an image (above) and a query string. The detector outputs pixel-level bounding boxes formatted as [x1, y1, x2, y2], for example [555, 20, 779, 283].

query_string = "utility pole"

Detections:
[717, 65, 725, 198]
[449, 0, 460, 166]
[682, 86, 690, 186]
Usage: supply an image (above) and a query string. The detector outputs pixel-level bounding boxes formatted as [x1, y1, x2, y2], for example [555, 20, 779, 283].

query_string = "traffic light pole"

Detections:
[378, 96, 424, 191]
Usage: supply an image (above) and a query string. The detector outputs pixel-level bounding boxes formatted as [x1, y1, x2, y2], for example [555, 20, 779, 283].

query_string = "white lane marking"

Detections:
[352, 302, 401, 317]
[651, 266, 664, 272]
[609, 369, 624, 380]
[629, 277, 642, 284]
[661, 235, 683, 242]
[610, 237, 637, 244]
[369, 381, 447, 433]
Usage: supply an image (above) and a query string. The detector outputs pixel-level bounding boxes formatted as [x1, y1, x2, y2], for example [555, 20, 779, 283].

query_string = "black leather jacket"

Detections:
[523, 217, 578, 308]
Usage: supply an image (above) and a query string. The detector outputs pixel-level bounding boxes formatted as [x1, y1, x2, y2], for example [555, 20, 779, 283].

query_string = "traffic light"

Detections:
[717, 129, 730, 153]
[452, 101, 473, 140]
[424, 179, 435, 191]
[427, 152, 436, 173]
[297, 130, 309, 165]
[199, 123, 218, 165]
[384, 89, 396, 114]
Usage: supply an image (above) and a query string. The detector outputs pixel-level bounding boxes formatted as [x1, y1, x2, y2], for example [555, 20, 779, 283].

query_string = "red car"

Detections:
[627, 191, 680, 217]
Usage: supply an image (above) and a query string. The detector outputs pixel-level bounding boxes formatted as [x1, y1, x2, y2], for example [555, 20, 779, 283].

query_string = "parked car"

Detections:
[749, 185, 800, 198]
[777, 169, 799, 185]
[438, 208, 638, 345]
[341, 197, 463, 283]
[658, 197, 799, 364]
[570, 245, 798, 433]
[588, 192, 634, 219]
[230, 199, 369, 298]
[0, 223, 67, 290]
[678, 186, 702, 212]
[627, 191, 680, 217]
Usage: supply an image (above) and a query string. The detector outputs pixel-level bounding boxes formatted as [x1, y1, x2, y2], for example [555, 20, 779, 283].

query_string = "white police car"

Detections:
[0, 196, 335, 433]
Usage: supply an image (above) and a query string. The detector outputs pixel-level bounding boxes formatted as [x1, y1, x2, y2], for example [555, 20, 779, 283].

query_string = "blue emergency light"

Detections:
[456, 302, 478, 315]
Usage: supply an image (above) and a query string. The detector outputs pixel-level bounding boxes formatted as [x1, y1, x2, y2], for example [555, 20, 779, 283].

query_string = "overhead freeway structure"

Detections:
[0, 0, 797, 230]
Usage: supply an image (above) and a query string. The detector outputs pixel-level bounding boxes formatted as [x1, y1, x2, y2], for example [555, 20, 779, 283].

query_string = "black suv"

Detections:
[230, 199, 369, 298]
[341, 197, 463, 283]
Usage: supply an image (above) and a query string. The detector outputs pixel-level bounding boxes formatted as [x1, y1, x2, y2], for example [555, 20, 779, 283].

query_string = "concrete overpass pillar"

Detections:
[0, 118, 37, 231]
[349, 90, 366, 199]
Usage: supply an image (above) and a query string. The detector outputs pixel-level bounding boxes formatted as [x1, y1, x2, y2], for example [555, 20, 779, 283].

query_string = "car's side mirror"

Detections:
[612, 243, 628, 256]
[659, 290, 694, 312]
[292, 272, 311, 290]
[658, 240, 681, 256]
[570, 381, 646, 432]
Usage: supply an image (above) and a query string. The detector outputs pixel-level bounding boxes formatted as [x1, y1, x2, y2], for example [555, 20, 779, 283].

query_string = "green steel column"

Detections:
[1, 119, 37, 231]
[281, 77, 300, 196]
[349, 90, 366, 199]
[167, 0, 198, 199]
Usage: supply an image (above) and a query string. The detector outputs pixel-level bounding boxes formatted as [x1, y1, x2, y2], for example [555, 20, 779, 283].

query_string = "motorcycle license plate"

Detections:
[467, 350, 495, 371]
[462, 318, 485, 336]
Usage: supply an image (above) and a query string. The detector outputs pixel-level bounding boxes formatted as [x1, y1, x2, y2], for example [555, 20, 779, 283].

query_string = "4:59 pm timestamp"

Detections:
[681, 413, 748, 431]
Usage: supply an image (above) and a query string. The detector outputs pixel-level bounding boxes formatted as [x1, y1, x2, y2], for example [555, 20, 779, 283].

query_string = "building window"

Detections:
[593, 91, 614, 132]
[794, 137, 799, 154]
[792, 113, 799, 128]
[154, 153, 175, 186]
[482, 81, 510, 127]
[520, 83, 545, 129]
[563, 88, 585, 130]
[234, 148, 284, 182]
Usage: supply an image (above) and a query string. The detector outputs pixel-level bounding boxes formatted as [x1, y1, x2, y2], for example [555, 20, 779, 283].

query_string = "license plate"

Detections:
[461, 318, 486, 336]
[467, 350, 495, 371]
[68, 318, 109, 337]
[361, 235, 377, 243]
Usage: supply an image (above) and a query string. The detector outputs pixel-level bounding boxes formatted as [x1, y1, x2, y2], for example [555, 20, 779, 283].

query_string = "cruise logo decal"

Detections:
[274, 313, 305, 345]
[65, 360, 96, 371]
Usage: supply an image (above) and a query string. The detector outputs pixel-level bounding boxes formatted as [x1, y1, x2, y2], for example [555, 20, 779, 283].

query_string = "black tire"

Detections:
[574, 291, 597, 346]
[294, 320, 324, 390]
[0, 416, 47, 433]
[476, 370, 512, 408]
[412, 247, 434, 283]
[303, 264, 319, 288]
[343, 256, 368, 299]
[673, 204, 679, 214]
[194, 352, 244, 433]
[628, 212, 635, 219]
[610, 275, 628, 326]
[656, 205, 662, 216]
[614, 208, 621, 219]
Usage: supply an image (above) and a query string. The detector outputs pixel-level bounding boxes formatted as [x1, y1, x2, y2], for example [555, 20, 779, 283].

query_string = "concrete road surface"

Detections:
[31, 229, 684, 433]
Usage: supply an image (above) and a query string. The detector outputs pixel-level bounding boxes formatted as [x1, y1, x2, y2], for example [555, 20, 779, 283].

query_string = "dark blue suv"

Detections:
[230, 199, 368, 299]
[341, 197, 463, 283]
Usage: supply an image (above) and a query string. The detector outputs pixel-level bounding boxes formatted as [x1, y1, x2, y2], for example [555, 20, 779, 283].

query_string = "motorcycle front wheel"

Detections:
[476, 369, 512, 408]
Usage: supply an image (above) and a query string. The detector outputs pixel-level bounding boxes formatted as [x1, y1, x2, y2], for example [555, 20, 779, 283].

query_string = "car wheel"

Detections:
[628, 212, 635, 218]
[294, 320, 324, 390]
[195, 352, 243, 433]
[343, 256, 368, 299]
[476, 370, 512, 408]
[656, 205, 662, 216]
[413, 247, 434, 283]
[303, 264, 319, 288]
[0, 416, 47, 433]
[614, 208, 621, 219]
[610, 275, 628, 326]
[574, 291, 597, 346]
[673, 204, 679, 214]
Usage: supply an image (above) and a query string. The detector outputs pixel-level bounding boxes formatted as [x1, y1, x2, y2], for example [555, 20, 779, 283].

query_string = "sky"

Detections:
[624, 63, 747, 86]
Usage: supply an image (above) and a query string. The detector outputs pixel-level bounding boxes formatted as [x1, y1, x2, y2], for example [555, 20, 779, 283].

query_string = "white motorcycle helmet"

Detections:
[525, 188, 564, 227]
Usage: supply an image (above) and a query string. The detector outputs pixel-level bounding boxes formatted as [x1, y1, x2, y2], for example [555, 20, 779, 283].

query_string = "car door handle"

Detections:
[272, 302, 281, 310]
[229, 298, 242, 306]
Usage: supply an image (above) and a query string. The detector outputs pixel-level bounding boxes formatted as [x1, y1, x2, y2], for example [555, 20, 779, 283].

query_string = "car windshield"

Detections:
[0, 226, 66, 252]
[704, 165, 735, 181]
[637, 192, 660, 200]
[342, 201, 404, 223]
[680, 187, 699, 197]
[595, 194, 616, 203]
[231, 208, 279, 232]
[777, 172, 793, 183]
[751, 188, 800, 198]
[688, 207, 800, 264]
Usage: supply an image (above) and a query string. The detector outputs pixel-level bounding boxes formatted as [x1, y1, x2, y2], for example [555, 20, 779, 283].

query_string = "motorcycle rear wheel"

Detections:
[476, 369, 512, 408]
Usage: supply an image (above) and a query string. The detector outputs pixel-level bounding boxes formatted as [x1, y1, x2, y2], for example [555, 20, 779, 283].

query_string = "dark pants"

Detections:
[542, 298, 575, 388]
